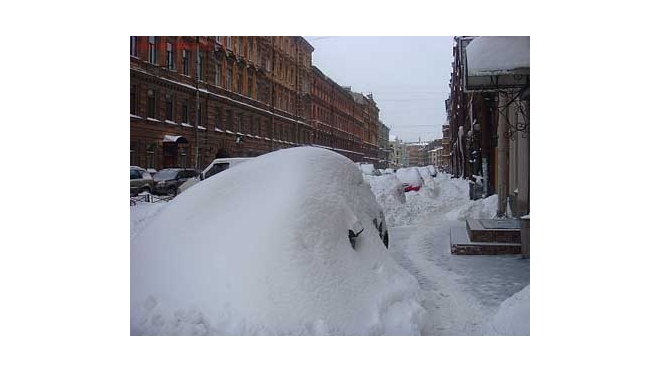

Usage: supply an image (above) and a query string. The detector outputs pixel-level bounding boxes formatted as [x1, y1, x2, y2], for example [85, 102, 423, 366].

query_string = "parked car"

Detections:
[153, 168, 199, 195]
[130, 166, 155, 196]
[177, 158, 253, 194]
[359, 163, 381, 176]
[131, 147, 424, 335]
[395, 167, 423, 192]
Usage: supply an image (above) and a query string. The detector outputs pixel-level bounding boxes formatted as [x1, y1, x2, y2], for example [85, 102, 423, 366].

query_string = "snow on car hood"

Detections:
[395, 168, 423, 187]
[131, 147, 426, 335]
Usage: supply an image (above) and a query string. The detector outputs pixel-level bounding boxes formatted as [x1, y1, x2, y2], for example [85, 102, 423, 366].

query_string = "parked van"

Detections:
[177, 158, 253, 194]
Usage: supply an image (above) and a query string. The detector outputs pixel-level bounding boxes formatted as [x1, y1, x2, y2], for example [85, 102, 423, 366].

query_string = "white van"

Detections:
[178, 158, 252, 194]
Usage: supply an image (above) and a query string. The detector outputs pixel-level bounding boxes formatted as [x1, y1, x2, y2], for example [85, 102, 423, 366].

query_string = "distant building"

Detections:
[441, 124, 450, 171]
[377, 121, 390, 169]
[405, 141, 429, 167]
[389, 136, 407, 168]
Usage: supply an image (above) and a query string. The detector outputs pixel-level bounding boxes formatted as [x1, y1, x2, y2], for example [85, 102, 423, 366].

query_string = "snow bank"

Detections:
[366, 172, 498, 227]
[131, 147, 426, 335]
[130, 202, 167, 241]
[485, 285, 530, 335]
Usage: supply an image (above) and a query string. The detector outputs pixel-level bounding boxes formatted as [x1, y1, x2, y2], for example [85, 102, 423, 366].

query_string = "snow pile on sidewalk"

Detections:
[367, 171, 498, 227]
[484, 285, 530, 335]
[131, 147, 426, 335]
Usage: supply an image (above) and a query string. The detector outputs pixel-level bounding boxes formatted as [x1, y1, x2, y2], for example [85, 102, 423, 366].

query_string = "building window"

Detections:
[182, 101, 189, 123]
[248, 40, 252, 60]
[237, 68, 243, 94]
[178, 147, 187, 168]
[130, 85, 137, 114]
[237, 37, 242, 56]
[197, 103, 202, 127]
[165, 94, 173, 121]
[148, 36, 157, 64]
[226, 64, 233, 90]
[227, 36, 232, 49]
[216, 36, 221, 44]
[147, 89, 156, 118]
[146, 148, 155, 169]
[197, 50, 203, 81]
[236, 114, 243, 133]
[130, 36, 138, 57]
[166, 42, 175, 70]
[215, 110, 227, 130]
[182, 50, 190, 76]
[215, 63, 220, 86]
[226, 110, 233, 131]
[248, 76, 253, 98]
[130, 143, 137, 165]
[253, 119, 260, 137]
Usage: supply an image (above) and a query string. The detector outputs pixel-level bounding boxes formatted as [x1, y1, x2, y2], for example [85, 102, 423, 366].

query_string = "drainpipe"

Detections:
[497, 91, 510, 217]
[194, 36, 200, 170]
[270, 36, 275, 151]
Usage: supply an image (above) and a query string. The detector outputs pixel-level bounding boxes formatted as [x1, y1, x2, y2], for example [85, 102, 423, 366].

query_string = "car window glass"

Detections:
[205, 163, 230, 179]
[130, 169, 141, 179]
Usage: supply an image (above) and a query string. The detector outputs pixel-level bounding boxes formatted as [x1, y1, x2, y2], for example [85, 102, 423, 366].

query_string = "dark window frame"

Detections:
[147, 89, 156, 118]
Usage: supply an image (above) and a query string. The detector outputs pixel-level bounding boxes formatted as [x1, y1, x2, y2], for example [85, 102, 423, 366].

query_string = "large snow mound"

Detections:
[131, 147, 426, 335]
[485, 285, 530, 335]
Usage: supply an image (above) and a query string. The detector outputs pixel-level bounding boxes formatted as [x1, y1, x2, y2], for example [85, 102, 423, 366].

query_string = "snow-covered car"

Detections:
[358, 163, 380, 176]
[417, 166, 432, 179]
[426, 165, 437, 177]
[395, 168, 423, 192]
[130, 166, 154, 196]
[365, 174, 406, 205]
[131, 147, 425, 335]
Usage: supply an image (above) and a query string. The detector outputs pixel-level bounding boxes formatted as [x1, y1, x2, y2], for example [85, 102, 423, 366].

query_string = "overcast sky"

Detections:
[304, 36, 454, 143]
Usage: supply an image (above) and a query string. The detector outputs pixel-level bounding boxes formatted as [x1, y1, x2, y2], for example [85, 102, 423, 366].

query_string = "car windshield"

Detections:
[153, 169, 179, 181]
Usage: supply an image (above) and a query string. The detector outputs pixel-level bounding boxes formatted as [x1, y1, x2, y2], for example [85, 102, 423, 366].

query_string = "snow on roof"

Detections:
[466, 36, 530, 76]
[131, 147, 425, 335]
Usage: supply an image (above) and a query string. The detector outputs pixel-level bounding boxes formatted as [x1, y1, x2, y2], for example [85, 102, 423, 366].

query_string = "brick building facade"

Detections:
[130, 36, 382, 170]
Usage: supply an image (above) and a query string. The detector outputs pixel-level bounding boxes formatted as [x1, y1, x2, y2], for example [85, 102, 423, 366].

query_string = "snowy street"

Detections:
[368, 172, 529, 335]
[130, 156, 529, 335]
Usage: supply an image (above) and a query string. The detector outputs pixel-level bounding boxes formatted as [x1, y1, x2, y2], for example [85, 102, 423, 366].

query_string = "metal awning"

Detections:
[464, 36, 530, 92]
[163, 135, 188, 143]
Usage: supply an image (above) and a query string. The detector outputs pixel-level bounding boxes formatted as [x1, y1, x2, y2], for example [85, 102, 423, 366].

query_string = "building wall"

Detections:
[377, 121, 390, 169]
[407, 144, 425, 167]
[131, 36, 382, 170]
